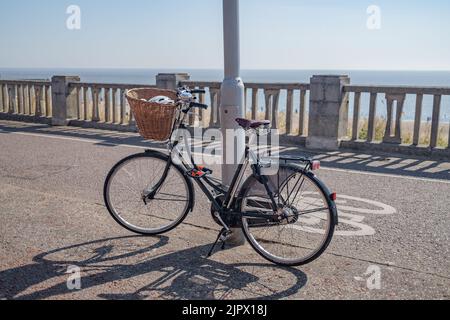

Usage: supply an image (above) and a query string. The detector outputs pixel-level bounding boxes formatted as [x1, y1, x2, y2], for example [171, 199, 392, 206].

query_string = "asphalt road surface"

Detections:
[0, 120, 449, 300]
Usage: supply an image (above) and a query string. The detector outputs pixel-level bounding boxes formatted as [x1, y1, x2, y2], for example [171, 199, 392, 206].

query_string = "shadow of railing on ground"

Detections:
[281, 149, 450, 181]
[0, 235, 307, 300]
[1, 121, 447, 181]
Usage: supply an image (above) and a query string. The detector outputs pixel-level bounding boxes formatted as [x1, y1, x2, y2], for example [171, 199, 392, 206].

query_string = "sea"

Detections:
[1, 68, 449, 121]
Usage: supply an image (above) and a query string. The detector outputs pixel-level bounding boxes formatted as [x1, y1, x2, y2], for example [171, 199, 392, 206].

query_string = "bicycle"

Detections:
[104, 87, 338, 266]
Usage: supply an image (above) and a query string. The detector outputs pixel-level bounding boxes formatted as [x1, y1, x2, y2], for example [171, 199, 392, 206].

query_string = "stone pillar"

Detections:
[306, 75, 350, 150]
[51, 76, 80, 126]
[156, 73, 190, 90]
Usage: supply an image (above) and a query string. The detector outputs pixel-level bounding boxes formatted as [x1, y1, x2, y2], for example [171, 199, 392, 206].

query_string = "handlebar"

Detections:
[190, 89, 206, 95]
[189, 102, 208, 110]
[177, 87, 209, 112]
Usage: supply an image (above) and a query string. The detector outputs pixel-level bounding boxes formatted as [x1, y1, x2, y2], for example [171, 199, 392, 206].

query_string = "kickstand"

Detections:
[207, 228, 229, 257]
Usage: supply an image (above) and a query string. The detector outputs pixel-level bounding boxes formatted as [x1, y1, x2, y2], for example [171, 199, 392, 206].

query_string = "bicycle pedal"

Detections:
[198, 166, 213, 175]
[188, 169, 206, 178]
[188, 166, 213, 178]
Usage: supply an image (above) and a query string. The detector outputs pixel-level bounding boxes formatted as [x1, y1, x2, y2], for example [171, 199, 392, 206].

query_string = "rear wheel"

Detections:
[104, 151, 194, 235]
[240, 164, 336, 266]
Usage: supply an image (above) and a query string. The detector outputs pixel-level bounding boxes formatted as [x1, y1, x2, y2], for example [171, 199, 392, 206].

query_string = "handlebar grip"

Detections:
[190, 102, 209, 110]
[190, 89, 206, 94]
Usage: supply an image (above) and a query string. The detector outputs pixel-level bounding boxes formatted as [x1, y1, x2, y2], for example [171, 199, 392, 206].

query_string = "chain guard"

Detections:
[210, 196, 242, 228]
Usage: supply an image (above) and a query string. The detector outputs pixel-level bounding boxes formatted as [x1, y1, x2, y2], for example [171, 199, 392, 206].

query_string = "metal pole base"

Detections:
[227, 229, 246, 246]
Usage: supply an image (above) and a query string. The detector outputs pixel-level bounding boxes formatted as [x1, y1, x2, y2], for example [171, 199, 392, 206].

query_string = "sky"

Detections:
[0, 0, 449, 70]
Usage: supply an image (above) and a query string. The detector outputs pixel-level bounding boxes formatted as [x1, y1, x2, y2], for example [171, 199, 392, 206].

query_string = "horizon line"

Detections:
[1, 67, 450, 72]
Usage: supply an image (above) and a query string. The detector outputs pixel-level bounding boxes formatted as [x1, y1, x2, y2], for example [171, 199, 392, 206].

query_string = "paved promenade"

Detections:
[0, 120, 449, 300]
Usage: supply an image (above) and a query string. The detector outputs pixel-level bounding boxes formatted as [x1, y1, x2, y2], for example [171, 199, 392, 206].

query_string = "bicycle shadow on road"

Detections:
[0, 235, 307, 300]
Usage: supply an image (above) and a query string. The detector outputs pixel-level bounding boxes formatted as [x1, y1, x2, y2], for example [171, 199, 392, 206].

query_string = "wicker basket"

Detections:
[126, 88, 178, 141]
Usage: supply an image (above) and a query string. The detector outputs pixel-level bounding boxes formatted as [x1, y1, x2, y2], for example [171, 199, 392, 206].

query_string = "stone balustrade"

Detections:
[0, 80, 52, 123]
[68, 82, 156, 128]
[179, 80, 310, 137]
[343, 85, 450, 155]
[1, 73, 449, 158]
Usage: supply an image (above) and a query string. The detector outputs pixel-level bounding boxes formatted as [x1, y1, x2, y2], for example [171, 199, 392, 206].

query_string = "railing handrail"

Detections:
[344, 84, 450, 95]
[179, 80, 310, 91]
[69, 82, 156, 90]
[0, 80, 51, 86]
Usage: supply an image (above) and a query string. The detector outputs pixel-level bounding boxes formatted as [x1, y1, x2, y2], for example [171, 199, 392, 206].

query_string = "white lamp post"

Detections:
[221, 0, 246, 245]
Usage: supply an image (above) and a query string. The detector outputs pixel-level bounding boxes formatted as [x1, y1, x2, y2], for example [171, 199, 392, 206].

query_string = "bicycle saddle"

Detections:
[235, 118, 271, 130]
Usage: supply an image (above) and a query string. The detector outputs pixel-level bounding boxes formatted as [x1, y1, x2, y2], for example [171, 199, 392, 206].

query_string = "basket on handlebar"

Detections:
[126, 88, 178, 141]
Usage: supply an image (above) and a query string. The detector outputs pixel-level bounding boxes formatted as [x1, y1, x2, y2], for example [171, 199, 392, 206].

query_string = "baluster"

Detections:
[46, 85, 52, 117]
[430, 95, 442, 148]
[244, 88, 248, 116]
[14, 85, 19, 114]
[40, 85, 46, 116]
[413, 94, 423, 146]
[17, 84, 23, 114]
[2, 84, 6, 112]
[251, 88, 258, 120]
[367, 92, 378, 142]
[112, 88, 119, 124]
[189, 89, 197, 127]
[127, 90, 135, 127]
[198, 89, 205, 127]
[83, 86, 89, 120]
[8, 86, 15, 113]
[34, 86, 42, 116]
[2, 84, 6, 113]
[42, 85, 48, 117]
[383, 94, 405, 144]
[216, 90, 221, 127]
[29, 85, 34, 115]
[5, 85, 10, 113]
[394, 95, 405, 143]
[4, 84, 9, 113]
[24, 85, 29, 114]
[14, 85, 19, 113]
[92, 86, 100, 122]
[25, 85, 31, 115]
[5, 84, 10, 113]
[352, 92, 361, 140]
[448, 113, 450, 150]
[384, 95, 394, 140]
[120, 88, 127, 125]
[23, 85, 28, 115]
[209, 89, 218, 128]
[41, 85, 47, 116]
[285, 89, 294, 135]
[298, 90, 307, 136]
[104, 87, 111, 123]
[75, 86, 81, 120]
[0, 84, 3, 113]
[271, 90, 280, 130]
[264, 90, 271, 120]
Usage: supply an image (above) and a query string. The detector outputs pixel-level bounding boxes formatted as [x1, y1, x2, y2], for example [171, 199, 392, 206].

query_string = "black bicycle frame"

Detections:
[148, 109, 313, 227]
[168, 136, 277, 213]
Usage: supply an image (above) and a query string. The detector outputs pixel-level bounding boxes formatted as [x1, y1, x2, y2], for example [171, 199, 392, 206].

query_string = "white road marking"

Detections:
[2, 129, 450, 184]
[293, 194, 397, 237]
[320, 167, 450, 185]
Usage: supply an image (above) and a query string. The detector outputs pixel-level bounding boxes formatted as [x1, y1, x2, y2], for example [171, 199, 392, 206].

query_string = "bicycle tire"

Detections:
[104, 150, 194, 236]
[239, 163, 337, 266]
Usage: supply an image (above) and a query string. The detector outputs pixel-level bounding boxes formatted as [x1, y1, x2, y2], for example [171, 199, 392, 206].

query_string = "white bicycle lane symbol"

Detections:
[292, 194, 397, 237]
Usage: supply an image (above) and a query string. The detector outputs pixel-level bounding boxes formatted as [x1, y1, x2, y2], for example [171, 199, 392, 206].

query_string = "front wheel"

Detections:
[104, 151, 194, 235]
[239, 164, 337, 266]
